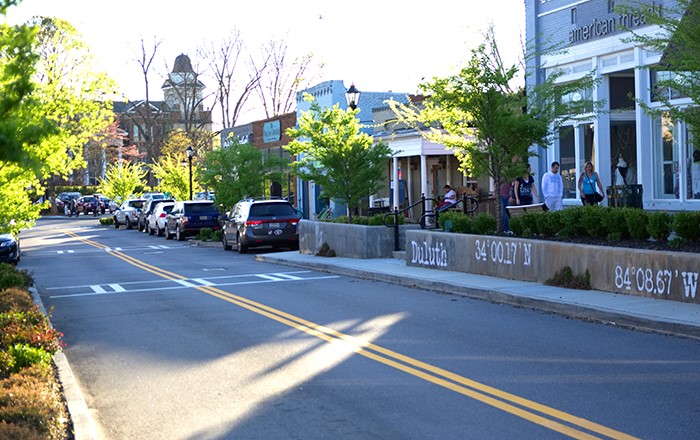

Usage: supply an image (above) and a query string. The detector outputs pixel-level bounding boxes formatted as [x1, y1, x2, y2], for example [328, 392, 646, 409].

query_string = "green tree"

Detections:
[150, 153, 199, 201]
[31, 16, 115, 179]
[97, 161, 146, 200]
[199, 137, 289, 209]
[390, 27, 599, 232]
[621, 0, 700, 133]
[286, 95, 392, 221]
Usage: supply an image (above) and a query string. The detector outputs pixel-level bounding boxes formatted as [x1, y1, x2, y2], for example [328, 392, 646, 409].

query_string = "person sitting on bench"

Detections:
[438, 185, 458, 211]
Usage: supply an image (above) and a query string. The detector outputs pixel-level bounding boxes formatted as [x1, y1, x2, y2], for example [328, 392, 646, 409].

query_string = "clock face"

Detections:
[572, 92, 582, 102]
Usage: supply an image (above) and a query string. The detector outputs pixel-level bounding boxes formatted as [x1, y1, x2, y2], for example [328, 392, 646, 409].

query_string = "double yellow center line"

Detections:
[63, 230, 638, 439]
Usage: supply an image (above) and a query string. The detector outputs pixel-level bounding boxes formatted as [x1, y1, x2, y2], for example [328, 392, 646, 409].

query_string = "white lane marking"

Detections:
[49, 275, 340, 299]
[271, 273, 303, 280]
[109, 284, 125, 292]
[90, 285, 107, 294]
[174, 279, 196, 288]
[192, 278, 214, 286]
[256, 274, 286, 281]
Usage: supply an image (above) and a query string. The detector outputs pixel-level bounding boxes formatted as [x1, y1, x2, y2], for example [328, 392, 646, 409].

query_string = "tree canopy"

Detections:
[286, 95, 392, 221]
[199, 137, 288, 209]
[622, 0, 700, 133]
[390, 27, 599, 232]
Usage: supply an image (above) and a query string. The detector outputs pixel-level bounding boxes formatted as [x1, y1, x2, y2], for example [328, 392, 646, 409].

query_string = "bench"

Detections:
[506, 203, 547, 218]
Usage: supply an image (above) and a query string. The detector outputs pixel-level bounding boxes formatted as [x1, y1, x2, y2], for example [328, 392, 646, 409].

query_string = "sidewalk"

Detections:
[256, 251, 700, 340]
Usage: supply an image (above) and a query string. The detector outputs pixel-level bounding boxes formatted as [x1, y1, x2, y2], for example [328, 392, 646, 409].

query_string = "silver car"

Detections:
[114, 199, 146, 229]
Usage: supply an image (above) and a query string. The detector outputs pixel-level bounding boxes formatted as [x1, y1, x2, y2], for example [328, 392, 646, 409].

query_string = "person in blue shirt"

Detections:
[578, 161, 605, 205]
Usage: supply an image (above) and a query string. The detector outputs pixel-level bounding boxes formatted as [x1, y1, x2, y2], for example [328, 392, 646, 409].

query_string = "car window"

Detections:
[162, 205, 175, 213]
[185, 203, 216, 214]
[250, 203, 295, 217]
[128, 201, 144, 209]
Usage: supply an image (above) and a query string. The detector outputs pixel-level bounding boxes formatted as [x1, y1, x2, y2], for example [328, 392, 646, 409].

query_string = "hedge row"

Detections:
[0, 264, 69, 439]
[509, 206, 700, 243]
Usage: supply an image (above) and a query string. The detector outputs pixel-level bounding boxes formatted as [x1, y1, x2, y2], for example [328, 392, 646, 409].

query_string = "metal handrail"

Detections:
[382, 195, 440, 252]
[381, 193, 480, 252]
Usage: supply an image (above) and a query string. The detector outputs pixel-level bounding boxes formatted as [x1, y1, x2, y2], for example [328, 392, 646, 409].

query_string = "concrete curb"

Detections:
[30, 287, 98, 440]
[256, 254, 700, 340]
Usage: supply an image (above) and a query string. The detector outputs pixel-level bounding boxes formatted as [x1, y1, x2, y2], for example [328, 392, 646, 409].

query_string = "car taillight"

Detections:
[181, 217, 188, 225]
[245, 220, 263, 226]
[159, 213, 166, 218]
[289, 220, 299, 226]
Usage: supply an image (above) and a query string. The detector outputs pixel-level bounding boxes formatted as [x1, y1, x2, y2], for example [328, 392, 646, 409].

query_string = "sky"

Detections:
[4, 0, 526, 126]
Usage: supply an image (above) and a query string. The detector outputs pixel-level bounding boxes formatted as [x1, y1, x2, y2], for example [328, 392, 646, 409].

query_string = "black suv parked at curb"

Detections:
[222, 198, 301, 253]
[164, 201, 220, 241]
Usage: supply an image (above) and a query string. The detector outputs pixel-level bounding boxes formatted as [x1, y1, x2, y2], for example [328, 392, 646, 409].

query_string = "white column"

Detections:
[634, 46, 652, 206]
[593, 57, 611, 205]
[392, 156, 400, 210]
[420, 154, 428, 199]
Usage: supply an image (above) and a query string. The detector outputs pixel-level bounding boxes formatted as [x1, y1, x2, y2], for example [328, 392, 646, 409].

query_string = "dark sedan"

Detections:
[164, 201, 220, 241]
[0, 233, 20, 265]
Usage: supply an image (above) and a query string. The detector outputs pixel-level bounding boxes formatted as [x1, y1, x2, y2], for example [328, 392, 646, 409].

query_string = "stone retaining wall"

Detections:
[406, 230, 700, 304]
[299, 220, 420, 259]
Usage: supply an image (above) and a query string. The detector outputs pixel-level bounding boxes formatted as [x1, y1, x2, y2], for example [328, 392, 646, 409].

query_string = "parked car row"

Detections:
[111, 196, 302, 254]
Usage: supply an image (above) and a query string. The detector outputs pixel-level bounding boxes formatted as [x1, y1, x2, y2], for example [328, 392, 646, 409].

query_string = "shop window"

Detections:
[651, 70, 689, 101]
[571, 8, 577, 24]
[686, 128, 700, 199]
[559, 126, 577, 198]
[610, 121, 637, 185]
[653, 114, 679, 198]
[608, 0, 615, 13]
[609, 76, 635, 110]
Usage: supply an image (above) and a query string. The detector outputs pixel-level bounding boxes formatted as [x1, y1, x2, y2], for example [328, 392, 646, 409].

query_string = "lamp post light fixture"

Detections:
[186, 146, 194, 200]
[345, 83, 360, 110]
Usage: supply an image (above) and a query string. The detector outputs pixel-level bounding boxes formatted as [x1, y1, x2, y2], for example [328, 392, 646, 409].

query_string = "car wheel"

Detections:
[157, 226, 164, 237]
[147, 223, 154, 235]
[222, 235, 232, 251]
[237, 234, 248, 254]
[138, 220, 144, 232]
[176, 226, 185, 241]
[126, 218, 132, 230]
[164, 226, 172, 240]
[114, 218, 119, 229]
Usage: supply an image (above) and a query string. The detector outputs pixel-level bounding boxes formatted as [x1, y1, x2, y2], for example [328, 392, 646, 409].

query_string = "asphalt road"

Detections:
[18, 216, 700, 439]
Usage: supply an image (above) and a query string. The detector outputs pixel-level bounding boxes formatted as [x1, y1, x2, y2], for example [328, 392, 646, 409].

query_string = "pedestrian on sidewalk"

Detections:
[499, 179, 514, 232]
[514, 164, 539, 206]
[541, 161, 564, 211]
[578, 161, 605, 206]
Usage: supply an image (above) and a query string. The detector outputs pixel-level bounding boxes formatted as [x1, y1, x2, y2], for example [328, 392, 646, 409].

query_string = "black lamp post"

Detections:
[186, 146, 194, 200]
[345, 83, 360, 110]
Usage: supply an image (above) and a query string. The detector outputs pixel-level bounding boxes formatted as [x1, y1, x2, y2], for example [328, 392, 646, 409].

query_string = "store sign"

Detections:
[263, 120, 281, 143]
[569, 3, 662, 44]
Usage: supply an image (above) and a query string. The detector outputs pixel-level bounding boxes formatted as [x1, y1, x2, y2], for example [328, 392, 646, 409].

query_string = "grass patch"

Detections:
[544, 267, 591, 290]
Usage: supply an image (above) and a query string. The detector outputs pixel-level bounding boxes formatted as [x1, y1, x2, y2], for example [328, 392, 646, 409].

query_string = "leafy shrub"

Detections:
[510, 212, 539, 237]
[672, 211, 700, 241]
[0, 288, 34, 313]
[471, 213, 497, 235]
[558, 207, 584, 238]
[196, 228, 214, 241]
[315, 242, 336, 257]
[368, 213, 405, 226]
[0, 310, 64, 354]
[534, 211, 558, 236]
[0, 265, 32, 291]
[544, 267, 591, 290]
[580, 205, 607, 238]
[600, 207, 629, 240]
[212, 230, 223, 241]
[8, 344, 52, 373]
[647, 211, 672, 241]
[440, 212, 472, 233]
[624, 208, 649, 240]
[99, 217, 114, 225]
[0, 363, 70, 439]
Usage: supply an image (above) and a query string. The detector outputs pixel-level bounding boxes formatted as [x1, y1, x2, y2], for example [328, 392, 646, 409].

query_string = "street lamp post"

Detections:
[345, 83, 360, 110]
[186, 146, 194, 200]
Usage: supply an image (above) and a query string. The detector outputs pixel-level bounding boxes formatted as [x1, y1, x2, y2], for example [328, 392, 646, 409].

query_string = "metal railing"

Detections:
[381, 193, 479, 251]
